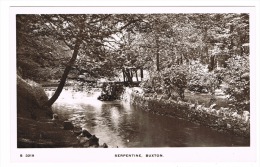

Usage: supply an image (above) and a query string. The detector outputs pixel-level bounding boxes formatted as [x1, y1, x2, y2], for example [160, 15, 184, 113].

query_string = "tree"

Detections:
[17, 14, 141, 106]
[17, 14, 250, 108]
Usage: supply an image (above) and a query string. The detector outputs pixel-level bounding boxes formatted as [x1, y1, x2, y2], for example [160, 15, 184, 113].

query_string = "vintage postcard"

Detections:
[2, 1, 258, 167]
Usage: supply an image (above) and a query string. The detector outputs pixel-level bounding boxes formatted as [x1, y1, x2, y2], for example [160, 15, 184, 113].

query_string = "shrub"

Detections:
[140, 71, 163, 93]
[141, 65, 188, 100]
[223, 55, 250, 111]
[187, 63, 219, 95]
[161, 65, 188, 99]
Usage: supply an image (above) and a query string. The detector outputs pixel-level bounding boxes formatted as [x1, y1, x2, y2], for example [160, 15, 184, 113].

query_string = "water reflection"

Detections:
[46, 88, 250, 147]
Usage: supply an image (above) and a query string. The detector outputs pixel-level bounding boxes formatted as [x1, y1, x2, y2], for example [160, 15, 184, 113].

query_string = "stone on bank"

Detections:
[123, 87, 250, 138]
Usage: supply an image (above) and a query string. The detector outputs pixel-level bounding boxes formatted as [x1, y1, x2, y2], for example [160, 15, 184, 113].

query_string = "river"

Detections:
[45, 88, 249, 148]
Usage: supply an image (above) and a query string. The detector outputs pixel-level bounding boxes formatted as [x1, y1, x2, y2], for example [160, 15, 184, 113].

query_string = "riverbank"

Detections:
[17, 115, 80, 148]
[17, 76, 104, 148]
[123, 87, 250, 139]
[18, 113, 103, 148]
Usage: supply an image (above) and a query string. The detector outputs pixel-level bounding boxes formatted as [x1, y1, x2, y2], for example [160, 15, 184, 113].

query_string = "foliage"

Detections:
[161, 65, 188, 99]
[17, 13, 249, 80]
[187, 63, 209, 93]
[223, 55, 250, 111]
[17, 16, 73, 80]
[187, 63, 220, 94]
[17, 14, 142, 81]
[141, 65, 188, 100]
[138, 13, 249, 113]
[140, 71, 162, 93]
[16, 14, 250, 110]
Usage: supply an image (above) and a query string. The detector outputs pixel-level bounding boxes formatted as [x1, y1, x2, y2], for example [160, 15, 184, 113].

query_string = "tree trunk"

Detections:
[140, 68, 143, 80]
[45, 37, 82, 107]
[208, 55, 215, 71]
[123, 68, 133, 84]
[155, 34, 160, 71]
[203, 27, 213, 71]
[135, 69, 138, 81]
[122, 69, 126, 82]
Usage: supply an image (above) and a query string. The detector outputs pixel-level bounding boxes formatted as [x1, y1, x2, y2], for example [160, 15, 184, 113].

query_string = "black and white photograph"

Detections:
[0, 1, 259, 167]
[16, 13, 251, 148]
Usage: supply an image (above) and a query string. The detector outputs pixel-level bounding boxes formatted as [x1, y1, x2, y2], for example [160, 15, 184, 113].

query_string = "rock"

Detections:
[215, 109, 220, 116]
[52, 114, 59, 120]
[178, 101, 184, 105]
[189, 104, 196, 110]
[231, 111, 242, 119]
[228, 104, 235, 108]
[176, 97, 181, 102]
[153, 93, 157, 98]
[232, 112, 238, 117]
[241, 73, 249, 81]
[83, 141, 91, 147]
[201, 88, 208, 93]
[211, 109, 217, 114]
[102, 143, 108, 148]
[201, 106, 208, 112]
[17, 75, 53, 118]
[220, 107, 229, 112]
[63, 121, 74, 130]
[81, 129, 92, 138]
[210, 103, 217, 109]
[74, 130, 82, 136]
[89, 135, 99, 147]
[196, 105, 202, 111]
[242, 116, 249, 123]
[237, 114, 242, 119]
[77, 136, 89, 145]
[204, 108, 210, 113]
[168, 96, 174, 101]
[243, 111, 250, 117]
[242, 111, 250, 123]
[240, 127, 247, 131]
[73, 127, 83, 136]
[227, 123, 231, 129]
[133, 87, 144, 94]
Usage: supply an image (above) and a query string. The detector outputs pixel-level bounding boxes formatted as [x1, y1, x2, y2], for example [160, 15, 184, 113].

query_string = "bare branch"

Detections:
[89, 14, 113, 24]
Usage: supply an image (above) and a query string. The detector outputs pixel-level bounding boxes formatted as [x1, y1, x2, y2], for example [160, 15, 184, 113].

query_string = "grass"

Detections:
[183, 90, 230, 109]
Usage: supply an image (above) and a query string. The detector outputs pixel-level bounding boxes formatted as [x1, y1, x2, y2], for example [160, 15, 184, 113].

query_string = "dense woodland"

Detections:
[17, 14, 250, 111]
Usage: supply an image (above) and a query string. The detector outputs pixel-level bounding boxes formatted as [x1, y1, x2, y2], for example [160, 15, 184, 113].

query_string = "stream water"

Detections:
[45, 88, 249, 148]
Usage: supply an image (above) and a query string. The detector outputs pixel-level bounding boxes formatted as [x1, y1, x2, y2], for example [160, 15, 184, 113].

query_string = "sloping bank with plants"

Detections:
[122, 62, 250, 138]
